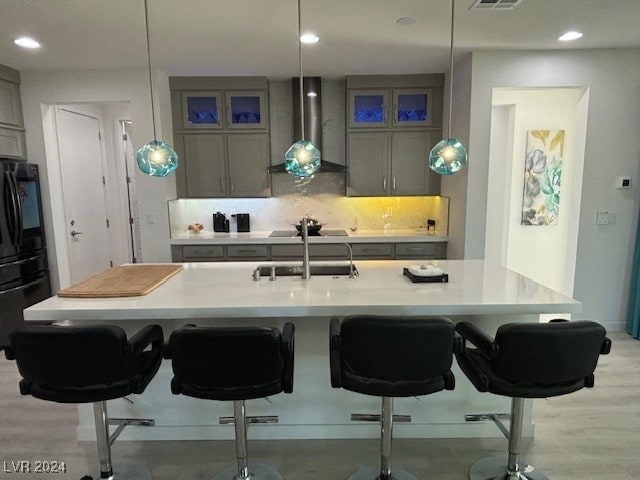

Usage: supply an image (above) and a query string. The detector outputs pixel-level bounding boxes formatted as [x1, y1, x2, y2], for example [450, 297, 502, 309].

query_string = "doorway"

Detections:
[485, 87, 589, 299]
[43, 102, 137, 289]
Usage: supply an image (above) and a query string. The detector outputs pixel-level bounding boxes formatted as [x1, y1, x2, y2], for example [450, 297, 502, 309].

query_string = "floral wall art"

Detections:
[521, 129, 564, 226]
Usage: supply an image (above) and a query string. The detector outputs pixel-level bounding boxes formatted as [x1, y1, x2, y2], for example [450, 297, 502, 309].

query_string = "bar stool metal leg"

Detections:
[89, 401, 152, 480]
[468, 398, 549, 480]
[348, 397, 418, 480]
[213, 400, 284, 480]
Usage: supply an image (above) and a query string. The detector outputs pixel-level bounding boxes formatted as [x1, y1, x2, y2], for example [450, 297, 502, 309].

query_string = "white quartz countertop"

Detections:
[24, 260, 580, 321]
[170, 229, 448, 245]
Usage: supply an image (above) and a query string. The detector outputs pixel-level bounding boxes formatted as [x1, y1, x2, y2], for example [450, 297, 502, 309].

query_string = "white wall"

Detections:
[20, 69, 175, 291]
[466, 49, 640, 330]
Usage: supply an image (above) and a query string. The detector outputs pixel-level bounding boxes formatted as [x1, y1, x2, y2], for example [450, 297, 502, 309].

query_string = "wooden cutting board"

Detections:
[57, 264, 183, 298]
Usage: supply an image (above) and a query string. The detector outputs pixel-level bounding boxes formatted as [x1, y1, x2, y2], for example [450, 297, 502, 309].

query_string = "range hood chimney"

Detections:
[268, 77, 348, 174]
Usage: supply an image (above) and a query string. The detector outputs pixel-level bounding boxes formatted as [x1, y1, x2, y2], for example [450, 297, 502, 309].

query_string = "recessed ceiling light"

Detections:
[397, 17, 417, 26]
[14, 36, 41, 49]
[558, 31, 583, 42]
[300, 34, 319, 44]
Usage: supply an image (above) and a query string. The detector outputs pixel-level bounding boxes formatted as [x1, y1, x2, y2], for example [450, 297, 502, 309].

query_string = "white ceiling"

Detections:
[0, 0, 639, 77]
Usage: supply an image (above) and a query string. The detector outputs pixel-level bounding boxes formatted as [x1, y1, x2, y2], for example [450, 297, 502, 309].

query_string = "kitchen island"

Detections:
[24, 260, 580, 441]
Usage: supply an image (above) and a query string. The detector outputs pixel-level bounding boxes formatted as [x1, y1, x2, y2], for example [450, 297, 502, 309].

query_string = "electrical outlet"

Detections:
[596, 210, 617, 225]
[596, 211, 609, 225]
[386, 206, 393, 217]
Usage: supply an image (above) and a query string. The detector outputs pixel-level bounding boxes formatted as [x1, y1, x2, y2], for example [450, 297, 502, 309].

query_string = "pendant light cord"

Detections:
[297, 0, 305, 141]
[447, 0, 455, 139]
[143, 0, 158, 141]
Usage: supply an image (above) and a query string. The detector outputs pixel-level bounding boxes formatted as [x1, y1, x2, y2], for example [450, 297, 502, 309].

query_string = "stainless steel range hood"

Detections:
[268, 77, 348, 174]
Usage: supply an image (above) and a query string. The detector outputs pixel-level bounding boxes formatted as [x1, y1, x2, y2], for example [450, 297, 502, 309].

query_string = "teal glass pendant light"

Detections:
[285, 140, 321, 178]
[428, 0, 467, 175]
[135, 0, 178, 177]
[285, 0, 321, 178]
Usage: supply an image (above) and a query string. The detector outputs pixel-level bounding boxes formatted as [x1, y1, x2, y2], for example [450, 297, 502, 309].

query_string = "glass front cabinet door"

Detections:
[225, 91, 268, 129]
[392, 89, 432, 127]
[348, 90, 388, 128]
[182, 92, 222, 129]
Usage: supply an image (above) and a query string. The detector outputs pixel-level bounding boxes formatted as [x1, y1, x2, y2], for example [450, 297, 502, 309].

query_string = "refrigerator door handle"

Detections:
[9, 172, 23, 245]
[0, 274, 47, 296]
[3, 171, 18, 245]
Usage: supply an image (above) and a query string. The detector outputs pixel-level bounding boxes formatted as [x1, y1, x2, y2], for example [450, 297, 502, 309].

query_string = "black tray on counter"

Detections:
[403, 268, 449, 283]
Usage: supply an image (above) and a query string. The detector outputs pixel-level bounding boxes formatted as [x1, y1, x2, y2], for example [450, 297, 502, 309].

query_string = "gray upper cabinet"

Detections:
[181, 91, 223, 129]
[347, 132, 389, 196]
[226, 134, 270, 197]
[392, 89, 433, 128]
[0, 79, 23, 127]
[391, 132, 439, 196]
[170, 77, 271, 198]
[346, 74, 444, 197]
[182, 134, 226, 197]
[177, 133, 270, 198]
[349, 87, 433, 129]
[0, 66, 26, 160]
[225, 91, 268, 130]
[348, 131, 440, 196]
[348, 90, 389, 128]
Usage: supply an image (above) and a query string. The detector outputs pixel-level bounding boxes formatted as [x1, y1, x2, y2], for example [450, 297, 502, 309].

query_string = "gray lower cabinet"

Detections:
[271, 244, 350, 261]
[176, 133, 270, 198]
[351, 243, 394, 258]
[172, 242, 446, 262]
[227, 244, 269, 260]
[347, 131, 440, 196]
[396, 242, 446, 259]
[172, 245, 225, 262]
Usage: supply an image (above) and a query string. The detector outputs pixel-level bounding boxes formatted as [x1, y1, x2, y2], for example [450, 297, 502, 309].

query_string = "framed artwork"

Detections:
[521, 129, 564, 226]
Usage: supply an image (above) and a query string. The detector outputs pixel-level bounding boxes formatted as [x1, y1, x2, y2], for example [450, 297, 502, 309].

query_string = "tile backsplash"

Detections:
[169, 191, 449, 236]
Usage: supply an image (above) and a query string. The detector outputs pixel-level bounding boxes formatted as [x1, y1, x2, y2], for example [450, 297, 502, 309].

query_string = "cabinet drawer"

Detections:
[395, 243, 436, 258]
[183, 245, 225, 259]
[351, 243, 393, 258]
[271, 244, 349, 259]
[227, 245, 269, 259]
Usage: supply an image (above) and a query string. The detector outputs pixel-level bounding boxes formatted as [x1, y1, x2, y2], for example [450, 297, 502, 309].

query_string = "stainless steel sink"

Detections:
[255, 264, 357, 277]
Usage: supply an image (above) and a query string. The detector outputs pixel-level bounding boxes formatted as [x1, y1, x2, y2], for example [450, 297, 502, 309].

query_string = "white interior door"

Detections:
[55, 107, 111, 283]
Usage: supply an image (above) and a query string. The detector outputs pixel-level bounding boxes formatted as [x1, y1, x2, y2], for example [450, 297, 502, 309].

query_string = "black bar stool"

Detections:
[163, 323, 294, 480]
[455, 319, 611, 480]
[5, 324, 164, 480]
[330, 315, 459, 480]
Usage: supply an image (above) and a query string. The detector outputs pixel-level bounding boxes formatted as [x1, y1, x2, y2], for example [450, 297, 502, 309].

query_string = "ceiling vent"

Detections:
[470, 0, 526, 10]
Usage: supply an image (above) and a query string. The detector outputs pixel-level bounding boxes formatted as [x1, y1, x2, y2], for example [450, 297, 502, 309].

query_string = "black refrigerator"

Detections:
[0, 161, 52, 347]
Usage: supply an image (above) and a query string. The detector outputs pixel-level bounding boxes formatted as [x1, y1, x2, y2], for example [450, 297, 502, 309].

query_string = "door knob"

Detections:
[70, 230, 83, 237]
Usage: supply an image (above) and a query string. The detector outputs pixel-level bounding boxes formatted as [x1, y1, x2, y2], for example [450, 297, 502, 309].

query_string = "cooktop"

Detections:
[269, 229, 349, 237]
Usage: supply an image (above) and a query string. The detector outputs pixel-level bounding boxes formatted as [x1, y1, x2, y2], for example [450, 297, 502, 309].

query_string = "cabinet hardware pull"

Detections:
[383, 175, 387, 190]
[392, 176, 396, 191]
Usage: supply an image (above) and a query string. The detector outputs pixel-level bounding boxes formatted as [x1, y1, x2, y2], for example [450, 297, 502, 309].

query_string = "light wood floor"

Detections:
[0, 332, 637, 480]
